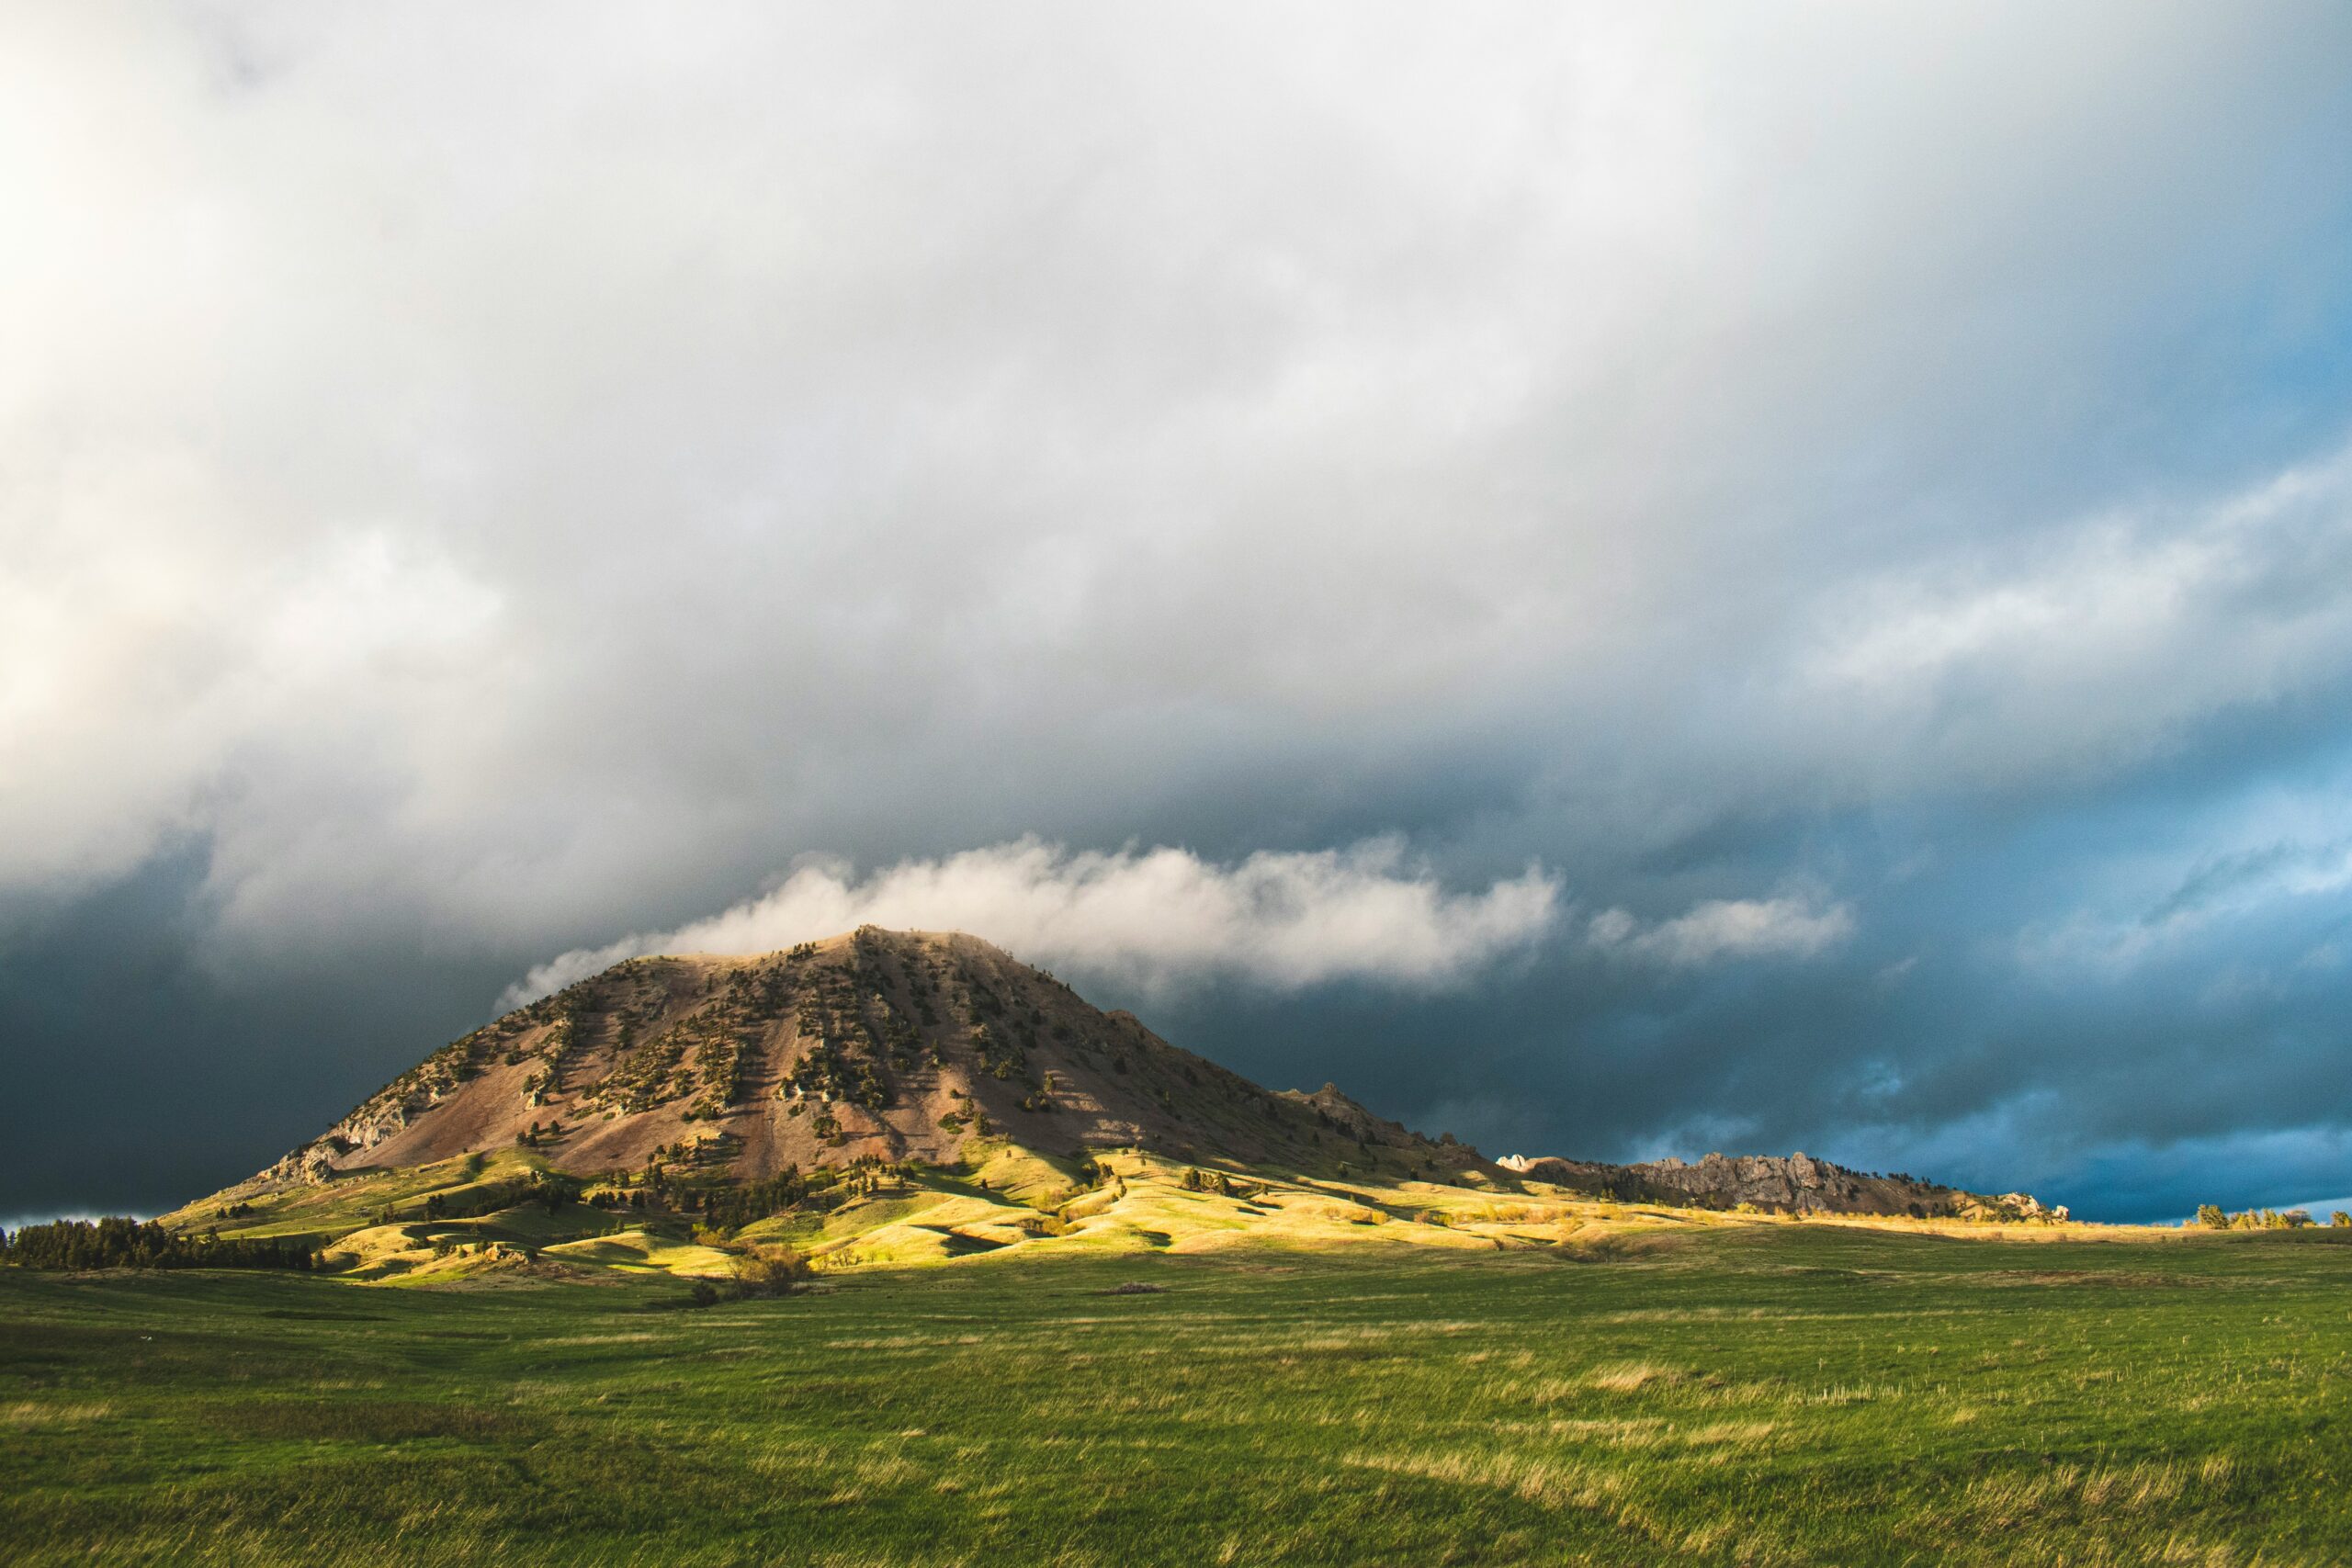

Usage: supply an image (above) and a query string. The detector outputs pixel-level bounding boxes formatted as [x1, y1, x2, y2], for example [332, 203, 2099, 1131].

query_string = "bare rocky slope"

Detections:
[244, 928, 1485, 1194]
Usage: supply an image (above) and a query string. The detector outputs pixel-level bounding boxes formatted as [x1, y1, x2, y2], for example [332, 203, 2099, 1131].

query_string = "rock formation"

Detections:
[1498, 1149, 2058, 1221]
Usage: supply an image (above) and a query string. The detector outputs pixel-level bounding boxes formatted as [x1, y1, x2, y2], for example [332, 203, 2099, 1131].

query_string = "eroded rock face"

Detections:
[265, 1143, 341, 1187]
[1644, 1151, 1861, 1211]
[266, 1079, 444, 1186]
[1498, 1148, 2049, 1220]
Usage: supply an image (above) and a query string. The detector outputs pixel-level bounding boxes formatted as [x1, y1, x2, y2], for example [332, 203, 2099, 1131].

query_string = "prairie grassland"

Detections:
[6, 1222, 2351, 1565]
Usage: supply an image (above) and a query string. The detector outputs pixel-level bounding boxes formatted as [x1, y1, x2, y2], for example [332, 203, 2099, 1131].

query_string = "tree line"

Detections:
[1, 1217, 318, 1271]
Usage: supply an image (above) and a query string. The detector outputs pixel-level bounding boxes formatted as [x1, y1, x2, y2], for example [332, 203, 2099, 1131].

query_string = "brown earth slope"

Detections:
[247, 928, 1488, 1193]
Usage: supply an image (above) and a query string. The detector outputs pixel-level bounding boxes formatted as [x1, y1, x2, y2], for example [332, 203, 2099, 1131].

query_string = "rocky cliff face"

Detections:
[1498, 1149, 2064, 1221]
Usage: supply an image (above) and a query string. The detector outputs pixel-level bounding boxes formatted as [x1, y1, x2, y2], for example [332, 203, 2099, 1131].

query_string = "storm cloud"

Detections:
[6, 2, 2352, 1219]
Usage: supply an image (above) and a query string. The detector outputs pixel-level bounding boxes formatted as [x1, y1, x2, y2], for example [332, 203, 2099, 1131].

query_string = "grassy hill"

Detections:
[158, 1135, 2151, 1291]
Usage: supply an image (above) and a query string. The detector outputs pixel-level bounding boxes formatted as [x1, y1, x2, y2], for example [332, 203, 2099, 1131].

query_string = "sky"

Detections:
[6, 3, 2352, 1224]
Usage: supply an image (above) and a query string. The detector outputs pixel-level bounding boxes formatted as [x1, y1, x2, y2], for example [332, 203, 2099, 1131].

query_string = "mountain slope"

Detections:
[253, 927, 1482, 1194]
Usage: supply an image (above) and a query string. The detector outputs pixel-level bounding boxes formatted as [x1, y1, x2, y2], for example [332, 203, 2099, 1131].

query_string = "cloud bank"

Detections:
[504, 840, 1561, 1006]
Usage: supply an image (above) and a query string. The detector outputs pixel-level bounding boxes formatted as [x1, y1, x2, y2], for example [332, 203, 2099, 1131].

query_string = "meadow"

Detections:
[6, 1221, 2350, 1566]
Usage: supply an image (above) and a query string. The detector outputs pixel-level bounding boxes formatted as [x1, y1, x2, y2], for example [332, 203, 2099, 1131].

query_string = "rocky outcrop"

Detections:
[1498, 1149, 2056, 1221]
[265, 1137, 351, 1186]
[1957, 1190, 2070, 1224]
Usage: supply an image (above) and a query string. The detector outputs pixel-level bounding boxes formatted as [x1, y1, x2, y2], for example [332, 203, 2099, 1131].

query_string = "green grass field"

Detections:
[6, 1223, 2351, 1566]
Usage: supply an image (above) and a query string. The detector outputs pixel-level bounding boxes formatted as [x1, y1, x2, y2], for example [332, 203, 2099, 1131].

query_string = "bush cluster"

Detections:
[686, 1242, 810, 1307]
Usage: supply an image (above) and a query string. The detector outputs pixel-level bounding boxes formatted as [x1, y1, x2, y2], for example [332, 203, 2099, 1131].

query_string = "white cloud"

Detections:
[1588, 895, 1854, 967]
[502, 838, 1561, 1005]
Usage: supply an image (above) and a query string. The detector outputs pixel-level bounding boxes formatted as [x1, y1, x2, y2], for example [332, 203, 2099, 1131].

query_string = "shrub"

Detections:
[728, 1244, 809, 1299]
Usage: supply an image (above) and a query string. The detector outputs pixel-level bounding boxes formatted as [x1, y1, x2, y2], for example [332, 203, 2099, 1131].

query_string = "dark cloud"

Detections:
[7, 4, 2352, 1222]
[0, 845, 525, 1215]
